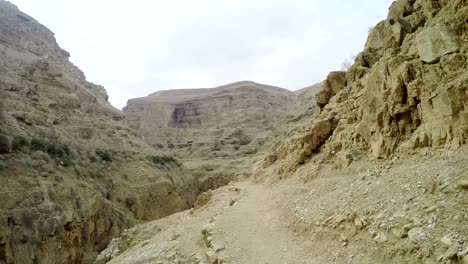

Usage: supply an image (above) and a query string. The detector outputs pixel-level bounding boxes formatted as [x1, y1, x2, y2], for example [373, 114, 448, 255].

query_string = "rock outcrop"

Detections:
[123, 81, 301, 190]
[257, 0, 468, 179]
[95, 1, 468, 264]
[0, 1, 198, 263]
[124, 81, 296, 155]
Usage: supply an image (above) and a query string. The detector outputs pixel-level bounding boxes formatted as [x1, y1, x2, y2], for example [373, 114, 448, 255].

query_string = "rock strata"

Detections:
[257, 0, 468, 179]
[0, 1, 198, 263]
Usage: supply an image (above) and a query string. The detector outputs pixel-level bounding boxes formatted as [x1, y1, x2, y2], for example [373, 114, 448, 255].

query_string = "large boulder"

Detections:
[416, 24, 461, 63]
[316, 71, 347, 110]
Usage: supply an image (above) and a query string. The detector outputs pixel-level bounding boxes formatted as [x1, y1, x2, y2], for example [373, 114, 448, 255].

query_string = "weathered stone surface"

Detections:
[416, 24, 461, 63]
[257, 0, 468, 177]
[316, 71, 347, 110]
[0, 1, 199, 263]
[123, 80, 320, 191]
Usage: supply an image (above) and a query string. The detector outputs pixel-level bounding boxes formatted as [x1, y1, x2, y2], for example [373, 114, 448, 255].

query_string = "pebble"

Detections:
[443, 243, 460, 260]
[459, 180, 468, 189]
[374, 233, 388, 243]
[458, 247, 468, 258]
[439, 235, 452, 246]
[408, 227, 427, 241]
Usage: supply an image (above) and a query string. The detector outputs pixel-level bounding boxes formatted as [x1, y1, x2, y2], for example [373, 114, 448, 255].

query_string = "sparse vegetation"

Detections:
[96, 149, 112, 162]
[0, 134, 12, 153]
[30, 138, 72, 166]
[12, 135, 30, 153]
[125, 195, 136, 209]
[340, 54, 356, 71]
[30, 138, 48, 152]
[148, 155, 179, 166]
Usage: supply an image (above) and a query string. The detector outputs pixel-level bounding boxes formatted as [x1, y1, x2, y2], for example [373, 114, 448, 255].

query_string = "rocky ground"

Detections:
[97, 145, 468, 264]
[96, 1, 468, 263]
[1, 0, 467, 263]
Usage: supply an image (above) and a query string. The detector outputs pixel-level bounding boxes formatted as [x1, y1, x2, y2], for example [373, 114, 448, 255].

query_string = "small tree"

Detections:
[341, 54, 356, 71]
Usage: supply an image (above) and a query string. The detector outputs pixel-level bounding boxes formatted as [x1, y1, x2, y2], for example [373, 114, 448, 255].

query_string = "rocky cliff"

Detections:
[95, 1, 468, 263]
[0, 1, 199, 263]
[123, 81, 305, 191]
[124, 81, 296, 156]
[258, 0, 468, 179]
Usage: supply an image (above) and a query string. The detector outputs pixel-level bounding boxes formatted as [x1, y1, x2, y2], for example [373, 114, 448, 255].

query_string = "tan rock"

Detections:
[195, 191, 213, 208]
[416, 24, 461, 64]
[459, 180, 468, 189]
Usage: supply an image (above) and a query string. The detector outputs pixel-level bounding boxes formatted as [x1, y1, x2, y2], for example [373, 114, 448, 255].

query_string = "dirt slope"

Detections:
[97, 146, 468, 264]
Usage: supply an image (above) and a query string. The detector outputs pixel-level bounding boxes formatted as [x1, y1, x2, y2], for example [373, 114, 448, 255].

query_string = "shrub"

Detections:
[12, 135, 30, 153]
[96, 149, 112, 162]
[30, 138, 48, 152]
[148, 155, 178, 166]
[125, 195, 136, 209]
[0, 134, 12, 153]
[46, 143, 66, 158]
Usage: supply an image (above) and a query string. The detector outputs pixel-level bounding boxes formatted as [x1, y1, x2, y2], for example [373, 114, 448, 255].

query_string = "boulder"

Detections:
[416, 24, 461, 64]
[316, 71, 347, 109]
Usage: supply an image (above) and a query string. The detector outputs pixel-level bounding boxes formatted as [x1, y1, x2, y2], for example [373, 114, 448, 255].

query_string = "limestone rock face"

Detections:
[316, 72, 346, 109]
[124, 81, 299, 190]
[416, 24, 461, 63]
[0, 1, 198, 263]
[258, 0, 468, 178]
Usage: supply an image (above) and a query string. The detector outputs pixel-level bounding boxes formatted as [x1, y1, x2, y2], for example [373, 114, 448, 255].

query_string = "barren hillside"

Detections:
[0, 1, 200, 263]
[124, 81, 317, 192]
[98, 0, 468, 263]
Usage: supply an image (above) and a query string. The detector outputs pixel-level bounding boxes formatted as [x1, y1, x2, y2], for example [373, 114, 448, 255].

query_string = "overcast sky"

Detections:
[10, 0, 394, 109]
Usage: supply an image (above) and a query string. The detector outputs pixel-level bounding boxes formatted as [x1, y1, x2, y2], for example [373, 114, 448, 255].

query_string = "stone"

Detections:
[204, 250, 218, 264]
[459, 180, 468, 189]
[443, 244, 460, 260]
[458, 247, 468, 258]
[374, 233, 388, 243]
[439, 235, 453, 246]
[316, 71, 347, 110]
[416, 24, 461, 64]
[195, 191, 213, 208]
[408, 227, 427, 241]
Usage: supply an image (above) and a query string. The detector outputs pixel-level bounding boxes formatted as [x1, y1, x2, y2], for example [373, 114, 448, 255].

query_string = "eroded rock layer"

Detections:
[258, 0, 468, 179]
[0, 2, 198, 263]
[123, 81, 309, 190]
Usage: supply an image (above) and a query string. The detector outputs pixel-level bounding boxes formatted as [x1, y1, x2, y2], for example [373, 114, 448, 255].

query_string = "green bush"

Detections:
[96, 149, 112, 162]
[31, 138, 73, 166]
[12, 135, 30, 153]
[148, 155, 179, 166]
[30, 138, 48, 152]
[0, 134, 12, 153]
[47, 143, 66, 158]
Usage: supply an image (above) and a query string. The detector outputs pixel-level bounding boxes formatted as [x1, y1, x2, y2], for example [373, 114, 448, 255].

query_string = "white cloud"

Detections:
[9, 0, 393, 108]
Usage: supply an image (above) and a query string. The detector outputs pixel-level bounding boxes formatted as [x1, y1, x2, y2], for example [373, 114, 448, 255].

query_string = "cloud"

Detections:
[9, 0, 393, 109]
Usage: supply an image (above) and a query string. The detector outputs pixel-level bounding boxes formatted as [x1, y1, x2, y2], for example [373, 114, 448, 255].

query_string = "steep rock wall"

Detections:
[0, 2, 198, 263]
[258, 0, 468, 179]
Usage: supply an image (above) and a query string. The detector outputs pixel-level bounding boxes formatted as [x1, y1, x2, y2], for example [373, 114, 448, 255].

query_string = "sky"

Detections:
[9, 0, 394, 109]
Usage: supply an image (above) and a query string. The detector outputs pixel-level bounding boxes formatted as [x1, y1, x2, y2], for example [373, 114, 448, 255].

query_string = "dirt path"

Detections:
[104, 180, 315, 264]
[210, 183, 301, 264]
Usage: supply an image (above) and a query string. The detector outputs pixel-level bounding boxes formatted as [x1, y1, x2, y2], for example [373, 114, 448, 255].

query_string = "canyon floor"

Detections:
[98, 145, 468, 264]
